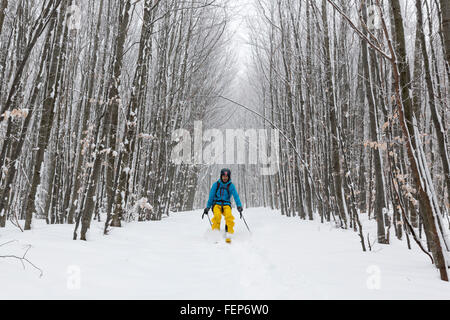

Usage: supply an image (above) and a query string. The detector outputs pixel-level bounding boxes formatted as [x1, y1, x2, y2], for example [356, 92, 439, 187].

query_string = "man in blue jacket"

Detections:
[202, 168, 243, 242]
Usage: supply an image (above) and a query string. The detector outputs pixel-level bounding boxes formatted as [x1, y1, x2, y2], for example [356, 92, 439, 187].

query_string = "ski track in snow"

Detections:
[1, 207, 450, 299]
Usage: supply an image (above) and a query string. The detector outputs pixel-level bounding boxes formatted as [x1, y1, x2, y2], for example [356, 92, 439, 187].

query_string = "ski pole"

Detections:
[202, 208, 212, 226]
[206, 213, 212, 227]
[241, 214, 251, 234]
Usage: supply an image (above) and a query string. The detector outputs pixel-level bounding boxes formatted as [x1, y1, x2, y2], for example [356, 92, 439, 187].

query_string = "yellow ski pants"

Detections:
[211, 204, 235, 234]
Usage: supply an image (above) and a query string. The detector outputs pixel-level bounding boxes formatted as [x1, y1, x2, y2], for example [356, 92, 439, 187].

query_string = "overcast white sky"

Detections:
[227, 0, 254, 80]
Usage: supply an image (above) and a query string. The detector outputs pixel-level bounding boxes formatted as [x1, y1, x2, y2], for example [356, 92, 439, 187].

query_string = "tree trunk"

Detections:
[24, 1, 68, 230]
[322, 0, 347, 228]
[361, 2, 387, 243]
[440, 0, 450, 70]
[387, 0, 448, 281]
[416, 0, 450, 208]
[0, 0, 7, 36]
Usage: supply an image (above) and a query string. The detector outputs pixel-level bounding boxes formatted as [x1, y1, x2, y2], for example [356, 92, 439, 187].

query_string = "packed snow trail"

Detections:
[1, 208, 450, 299]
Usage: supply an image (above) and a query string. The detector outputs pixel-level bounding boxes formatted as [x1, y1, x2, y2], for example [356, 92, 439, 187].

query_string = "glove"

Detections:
[237, 206, 243, 219]
[202, 208, 210, 219]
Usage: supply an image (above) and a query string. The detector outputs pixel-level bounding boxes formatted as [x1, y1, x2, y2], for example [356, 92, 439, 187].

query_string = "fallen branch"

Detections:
[0, 242, 43, 277]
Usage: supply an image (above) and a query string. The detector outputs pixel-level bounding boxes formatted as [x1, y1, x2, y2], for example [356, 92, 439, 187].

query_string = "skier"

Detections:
[202, 168, 243, 243]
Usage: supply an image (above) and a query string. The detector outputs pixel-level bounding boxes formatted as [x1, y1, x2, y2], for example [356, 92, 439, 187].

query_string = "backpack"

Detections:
[214, 182, 231, 205]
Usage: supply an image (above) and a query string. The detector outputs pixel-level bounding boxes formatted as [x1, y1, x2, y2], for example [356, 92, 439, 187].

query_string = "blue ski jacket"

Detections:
[206, 179, 242, 209]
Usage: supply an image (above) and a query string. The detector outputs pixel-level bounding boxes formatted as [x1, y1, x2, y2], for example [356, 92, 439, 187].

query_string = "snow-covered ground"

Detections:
[1, 207, 449, 299]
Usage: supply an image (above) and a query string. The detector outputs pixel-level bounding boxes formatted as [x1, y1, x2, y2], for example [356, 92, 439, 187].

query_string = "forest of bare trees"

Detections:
[0, 0, 449, 282]
[247, 0, 449, 280]
[0, 0, 231, 238]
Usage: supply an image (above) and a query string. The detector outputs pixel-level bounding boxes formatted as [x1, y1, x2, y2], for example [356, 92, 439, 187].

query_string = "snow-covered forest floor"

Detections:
[1, 208, 449, 299]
